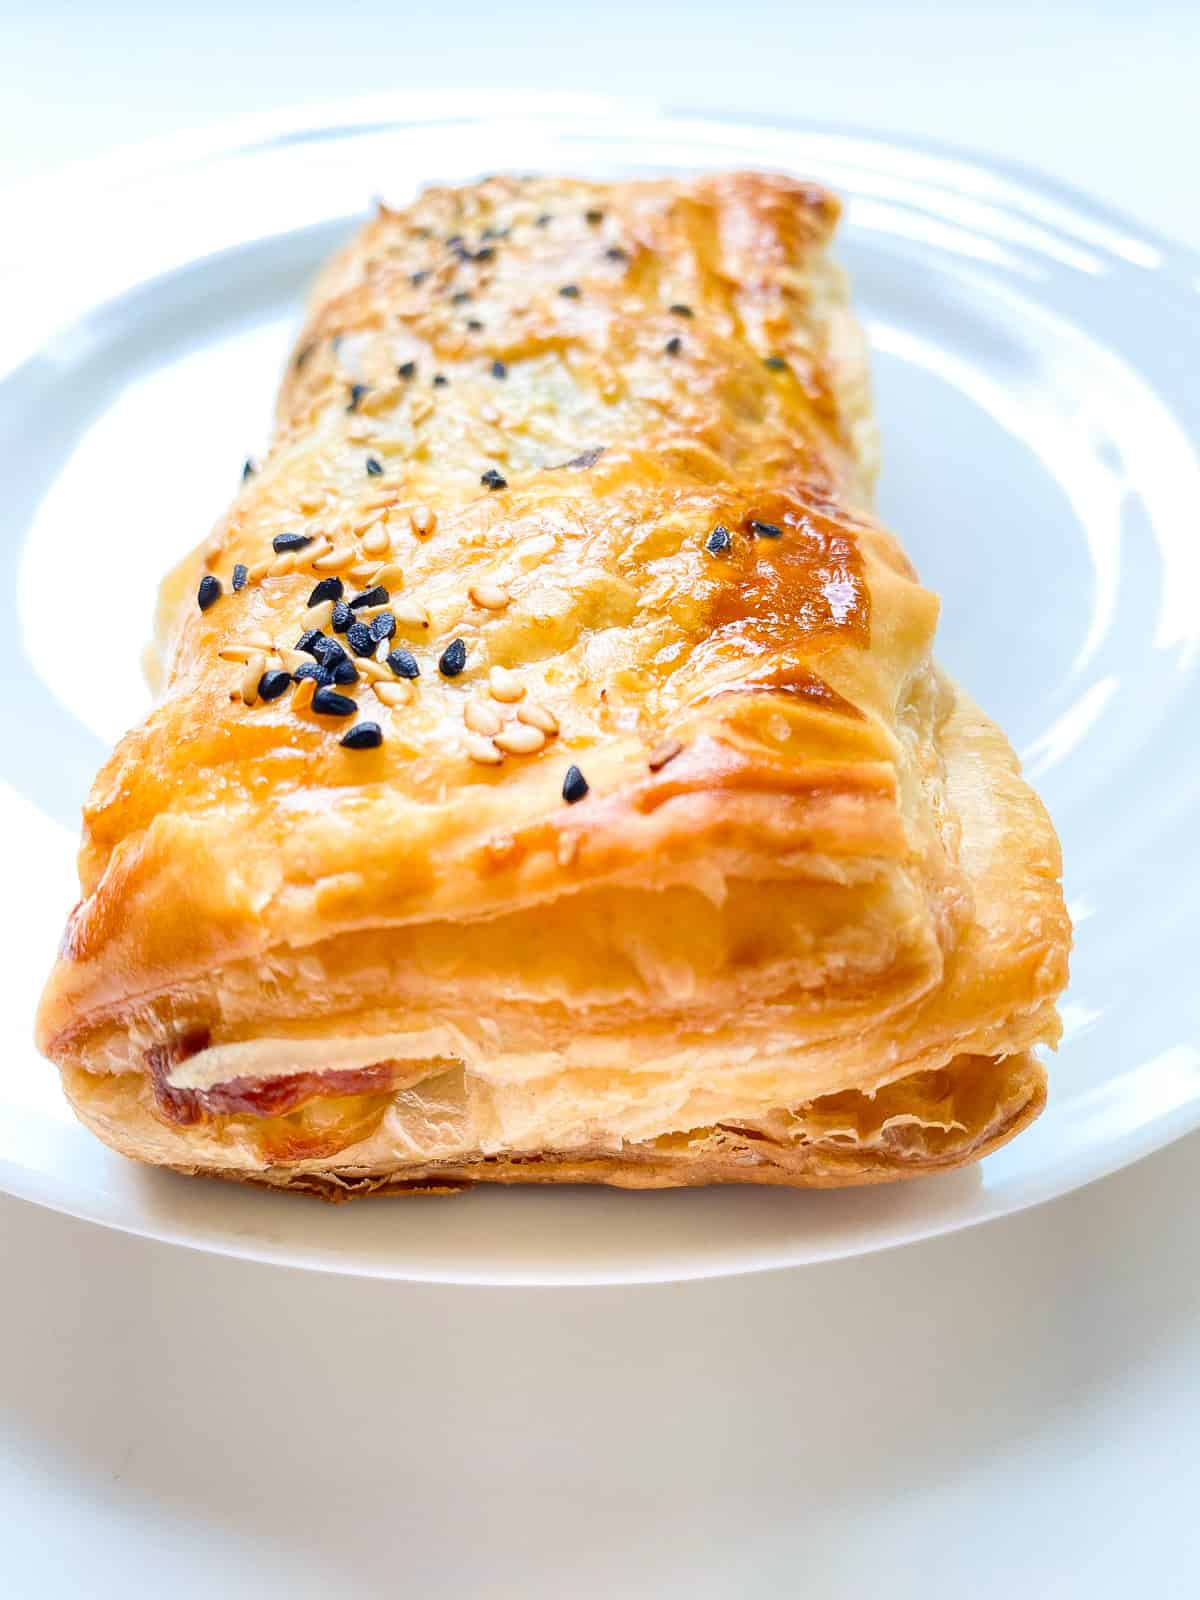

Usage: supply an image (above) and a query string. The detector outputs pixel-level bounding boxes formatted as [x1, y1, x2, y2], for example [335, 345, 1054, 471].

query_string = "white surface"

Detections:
[1, 4, 1197, 1592]
[3, 102, 1198, 1284]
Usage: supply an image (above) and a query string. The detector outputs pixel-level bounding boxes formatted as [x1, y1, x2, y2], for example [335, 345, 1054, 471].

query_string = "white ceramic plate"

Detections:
[2, 93, 1198, 1285]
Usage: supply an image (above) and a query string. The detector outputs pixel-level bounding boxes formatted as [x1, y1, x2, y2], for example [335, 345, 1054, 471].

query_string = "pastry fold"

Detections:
[36, 172, 1069, 1195]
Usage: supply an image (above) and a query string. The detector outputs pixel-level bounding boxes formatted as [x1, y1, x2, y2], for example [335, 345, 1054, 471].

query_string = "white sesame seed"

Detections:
[292, 675, 317, 711]
[247, 560, 272, 582]
[373, 680, 413, 708]
[278, 648, 311, 673]
[392, 598, 430, 628]
[410, 395, 435, 425]
[557, 832, 579, 867]
[302, 599, 334, 630]
[410, 505, 436, 536]
[371, 562, 405, 589]
[346, 419, 370, 443]
[488, 665, 525, 702]
[647, 738, 684, 771]
[514, 532, 556, 570]
[240, 654, 266, 705]
[466, 732, 504, 766]
[469, 582, 512, 611]
[356, 657, 390, 682]
[269, 551, 299, 577]
[298, 493, 328, 514]
[480, 402, 501, 425]
[518, 701, 559, 734]
[464, 701, 503, 736]
[495, 722, 546, 755]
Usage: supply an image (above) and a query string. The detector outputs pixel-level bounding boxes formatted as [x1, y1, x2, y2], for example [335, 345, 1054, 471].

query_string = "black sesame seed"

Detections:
[605, 246, 628, 261]
[706, 524, 732, 556]
[257, 669, 292, 701]
[293, 341, 316, 370]
[750, 520, 783, 539]
[369, 611, 396, 643]
[562, 764, 589, 804]
[397, 360, 417, 380]
[197, 575, 222, 611]
[242, 458, 256, 480]
[295, 629, 324, 656]
[365, 456, 384, 477]
[311, 686, 357, 717]
[273, 532, 313, 553]
[347, 383, 368, 412]
[313, 636, 348, 667]
[438, 638, 468, 677]
[558, 284, 580, 298]
[491, 360, 508, 379]
[409, 271, 428, 288]
[481, 225, 508, 241]
[451, 290, 472, 305]
[669, 303, 694, 318]
[330, 657, 359, 686]
[232, 563, 249, 592]
[346, 621, 376, 657]
[330, 600, 353, 633]
[308, 576, 344, 607]
[585, 208, 604, 224]
[349, 585, 389, 610]
[445, 234, 464, 249]
[562, 446, 605, 470]
[467, 318, 484, 331]
[474, 245, 495, 263]
[432, 374, 449, 387]
[480, 467, 508, 491]
[387, 648, 420, 679]
[293, 661, 330, 685]
[535, 213, 553, 227]
[763, 355, 789, 371]
[340, 721, 383, 750]
[665, 336, 682, 356]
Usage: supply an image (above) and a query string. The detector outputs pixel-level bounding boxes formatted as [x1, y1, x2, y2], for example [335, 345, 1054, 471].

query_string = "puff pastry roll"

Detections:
[36, 172, 1070, 1196]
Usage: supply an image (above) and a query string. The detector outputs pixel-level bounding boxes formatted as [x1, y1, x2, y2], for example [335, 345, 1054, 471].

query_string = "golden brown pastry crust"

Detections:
[36, 171, 1070, 1195]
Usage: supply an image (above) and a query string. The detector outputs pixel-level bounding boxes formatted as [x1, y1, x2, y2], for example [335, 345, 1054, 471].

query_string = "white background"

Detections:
[1, 4, 1197, 1595]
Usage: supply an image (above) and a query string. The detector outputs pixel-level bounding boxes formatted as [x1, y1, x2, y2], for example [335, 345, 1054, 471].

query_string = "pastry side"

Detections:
[36, 171, 1070, 1194]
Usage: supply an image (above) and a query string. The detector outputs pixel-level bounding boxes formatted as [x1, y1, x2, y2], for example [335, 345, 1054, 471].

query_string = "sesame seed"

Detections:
[439, 638, 468, 677]
[293, 341, 315, 371]
[373, 681, 412, 708]
[561, 447, 604, 470]
[348, 383, 368, 412]
[240, 654, 266, 704]
[365, 457, 384, 476]
[647, 738, 683, 771]
[480, 402, 501, 424]
[346, 621, 376, 657]
[558, 284, 580, 298]
[329, 657, 359, 686]
[368, 611, 396, 643]
[445, 233, 463, 248]
[269, 551, 299, 577]
[232, 563, 249, 591]
[242, 458, 256, 480]
[292, 675, 318, 711]
[340, 721, 383, 750]
[302, 599, 334, 631]
[308, 576, 344, 606]
[197, 575, 222, 611]
[491, 360, 508, 379]
[386, 648, 420, 679]
[480, 467, 508, 491]
[311, 686, 357, 717]
[469, 582, 511, 610]
[410, 505, 436, 536]
[409, 272, 428, 288]
[357, 655, 390, 681]
[764, 355, 788, 371]
[273, 532, 313, 554]
[467, 318, 484, 331]
[488, 665, 524, 702]
[465, 701, 502, 736]
[310, 544, 355, 572]
[295, 629, 324, 656]
[605, 246, 628, 261]
[518, 702, 559, 734]
[257, 670, 292, 701]
[562, 765, 589, 804]
[665, 336, 682, 356]
[451, 290, 472, 304]
[312, 635, 347, 665]
[292, 660, 330, 685]
[330, 600, 352, 633]
[349, 585, 389, 610]
[466, 733, 503, 765]
[397, 359, 417, 379]
[585, 208, 604, 225]
[432, 374, 448, 387]
[370, 561, 405, 589]
[535, 213, 552, 227]
[495, 722, 546, 755]
[669, 304, 694, 318]
[474, 245, 495, 262]
[247, 559, 272, 582]
[361, 524, 391, 557]
[750, 520, 783, 539]
[706, 524, 732, 556]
